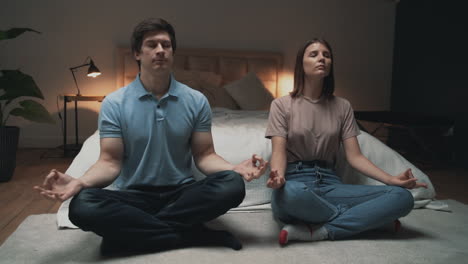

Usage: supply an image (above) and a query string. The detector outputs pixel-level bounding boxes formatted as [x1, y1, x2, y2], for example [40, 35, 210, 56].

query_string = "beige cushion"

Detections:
[206, 83, 240, 110]
[173, 69, 203, 90]
[223, 72, 274, 110]
[174, 70, 239, 110]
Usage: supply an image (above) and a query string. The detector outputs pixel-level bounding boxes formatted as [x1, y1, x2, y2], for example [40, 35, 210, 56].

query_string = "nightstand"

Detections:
[63, 94, 105, 157]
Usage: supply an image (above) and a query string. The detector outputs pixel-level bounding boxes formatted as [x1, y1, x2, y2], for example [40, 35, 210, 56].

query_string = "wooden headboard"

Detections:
[116, 47, 283, 97]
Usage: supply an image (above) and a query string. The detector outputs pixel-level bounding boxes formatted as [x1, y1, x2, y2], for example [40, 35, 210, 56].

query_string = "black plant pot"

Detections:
[0, 126, 20, 182]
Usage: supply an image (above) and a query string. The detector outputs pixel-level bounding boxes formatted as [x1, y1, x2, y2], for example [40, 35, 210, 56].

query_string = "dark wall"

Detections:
[391, 0, 467, 116]
[391, 0, 468, 166]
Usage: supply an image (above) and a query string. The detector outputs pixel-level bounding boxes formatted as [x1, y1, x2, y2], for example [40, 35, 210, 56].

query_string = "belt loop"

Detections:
[296, 161, 303, 171]
[315, 164, 323, 182]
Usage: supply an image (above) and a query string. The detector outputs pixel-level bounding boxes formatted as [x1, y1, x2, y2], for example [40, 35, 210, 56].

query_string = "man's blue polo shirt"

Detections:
[98, 74, 211, 188]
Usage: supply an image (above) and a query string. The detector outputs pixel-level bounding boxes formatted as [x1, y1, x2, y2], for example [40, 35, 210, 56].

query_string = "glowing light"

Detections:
[278, 72, 294, 97]
[87, 72, 101, 78]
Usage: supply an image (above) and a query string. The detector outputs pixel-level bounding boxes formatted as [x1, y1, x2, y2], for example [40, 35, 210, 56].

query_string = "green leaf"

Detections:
[0, 28, 41, 40]
[10, 100, 55, 124]
[0, 70, 44, 101]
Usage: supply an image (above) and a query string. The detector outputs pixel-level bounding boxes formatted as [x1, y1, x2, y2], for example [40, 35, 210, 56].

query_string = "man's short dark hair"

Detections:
[131, 18, 177, 56]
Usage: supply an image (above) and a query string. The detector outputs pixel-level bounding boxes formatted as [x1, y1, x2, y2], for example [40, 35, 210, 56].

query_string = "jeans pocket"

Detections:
[317, 185, 336, 196]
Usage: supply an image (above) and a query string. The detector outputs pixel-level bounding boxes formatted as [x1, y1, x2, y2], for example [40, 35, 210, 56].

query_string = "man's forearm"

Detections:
[194, 152, 235, 175]
[79, 159, 121, 188]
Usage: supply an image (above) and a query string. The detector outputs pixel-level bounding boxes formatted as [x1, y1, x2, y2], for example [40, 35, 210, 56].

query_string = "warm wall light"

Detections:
[69, 56, 101, 95]
[278, 71, 294, 97]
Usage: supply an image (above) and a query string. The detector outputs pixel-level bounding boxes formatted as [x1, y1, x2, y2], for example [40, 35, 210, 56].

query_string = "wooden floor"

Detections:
[0, 148, 73, 246]
[0, 148, 467, 246]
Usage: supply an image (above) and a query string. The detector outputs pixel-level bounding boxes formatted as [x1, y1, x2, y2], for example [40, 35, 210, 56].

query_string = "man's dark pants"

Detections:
[69, 170, 245, 252]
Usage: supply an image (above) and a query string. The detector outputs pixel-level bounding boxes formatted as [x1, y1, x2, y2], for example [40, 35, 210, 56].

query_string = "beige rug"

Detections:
[1, 200, 467, 264]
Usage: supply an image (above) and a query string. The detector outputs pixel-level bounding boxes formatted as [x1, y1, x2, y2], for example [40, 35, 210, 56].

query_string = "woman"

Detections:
[265, 38, 427, 245]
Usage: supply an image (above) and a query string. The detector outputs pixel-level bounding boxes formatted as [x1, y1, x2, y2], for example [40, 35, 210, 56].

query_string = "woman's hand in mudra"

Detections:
[267, 170, 286, 189]
[389, 168, 428, 189]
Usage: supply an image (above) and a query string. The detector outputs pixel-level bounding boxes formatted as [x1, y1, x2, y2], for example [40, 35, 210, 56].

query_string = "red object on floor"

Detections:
[279, 230, 288, 246]
[395, 219, 402, 233]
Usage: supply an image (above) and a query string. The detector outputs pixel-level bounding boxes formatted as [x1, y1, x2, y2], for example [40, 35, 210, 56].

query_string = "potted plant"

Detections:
[0, 28, 55, 182]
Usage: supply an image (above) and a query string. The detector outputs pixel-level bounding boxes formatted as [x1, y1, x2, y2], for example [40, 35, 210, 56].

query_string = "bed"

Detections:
[4, 48, 466, 264]
[56, 47, 445, 228]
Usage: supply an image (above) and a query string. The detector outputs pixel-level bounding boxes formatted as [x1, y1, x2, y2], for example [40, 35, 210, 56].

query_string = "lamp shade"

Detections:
[70, 57, 102, 95]
[87, 59, 101, 78]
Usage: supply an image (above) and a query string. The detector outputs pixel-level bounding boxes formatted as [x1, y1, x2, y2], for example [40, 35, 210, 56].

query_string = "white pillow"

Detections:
[223, 71, 274, 110]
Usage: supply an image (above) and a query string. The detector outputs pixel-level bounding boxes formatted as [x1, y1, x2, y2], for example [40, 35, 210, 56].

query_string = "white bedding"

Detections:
[57, 108, 446, 228]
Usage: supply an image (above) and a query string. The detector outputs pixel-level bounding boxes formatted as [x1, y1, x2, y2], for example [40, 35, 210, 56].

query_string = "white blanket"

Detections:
[57, 108, 446, 228]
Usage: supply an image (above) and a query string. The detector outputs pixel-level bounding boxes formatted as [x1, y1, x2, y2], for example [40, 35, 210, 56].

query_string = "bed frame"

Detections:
[115, 47, 283, 97]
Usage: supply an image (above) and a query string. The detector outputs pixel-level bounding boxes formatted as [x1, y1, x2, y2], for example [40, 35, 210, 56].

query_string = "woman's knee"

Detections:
[278, 181, 308, 205]
[273, 181, 337, 223]
[271, 191, 296, 224]
[389, 186, 414, 216]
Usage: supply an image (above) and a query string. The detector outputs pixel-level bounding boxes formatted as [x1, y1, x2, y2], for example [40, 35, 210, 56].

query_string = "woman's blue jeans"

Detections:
[271, 162, 414, 240]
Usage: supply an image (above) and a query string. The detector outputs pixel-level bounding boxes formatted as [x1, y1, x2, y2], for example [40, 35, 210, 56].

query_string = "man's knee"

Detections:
[208, 170, 246, 207]
[69, 188, 102, 228]
[222, 171, 246, 207]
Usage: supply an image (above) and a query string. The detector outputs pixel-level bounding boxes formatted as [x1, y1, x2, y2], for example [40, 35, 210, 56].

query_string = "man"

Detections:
[34, 18, 267, 255]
